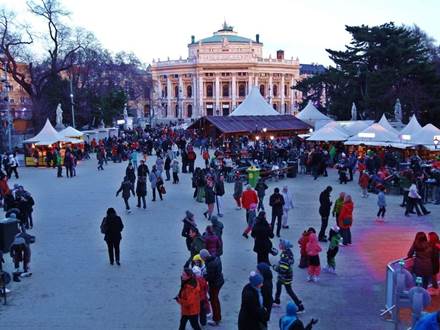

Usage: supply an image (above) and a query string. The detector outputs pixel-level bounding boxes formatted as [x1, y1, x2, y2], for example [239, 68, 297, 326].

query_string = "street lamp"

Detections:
[69, 78, 76, 128]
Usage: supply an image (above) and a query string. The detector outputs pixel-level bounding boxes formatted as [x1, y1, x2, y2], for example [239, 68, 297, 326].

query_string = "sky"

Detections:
[3, 0, 440, 66]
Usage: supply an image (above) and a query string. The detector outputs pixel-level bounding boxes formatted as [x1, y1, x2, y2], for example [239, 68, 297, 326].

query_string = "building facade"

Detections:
[149, 23, 303, 120]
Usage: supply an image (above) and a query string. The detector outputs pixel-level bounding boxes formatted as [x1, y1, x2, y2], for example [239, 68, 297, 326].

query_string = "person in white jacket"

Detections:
[405, 182, 430, 216]
[281, 186, 294, 229]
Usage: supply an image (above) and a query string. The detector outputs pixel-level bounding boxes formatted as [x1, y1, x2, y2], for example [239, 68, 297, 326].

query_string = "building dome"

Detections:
[196, 22, 259, 44]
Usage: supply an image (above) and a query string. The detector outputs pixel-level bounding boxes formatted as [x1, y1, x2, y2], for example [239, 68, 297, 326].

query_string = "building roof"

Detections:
[59, 126, 84, 138]
[411, 124, 440, 147]
[188, 115, 310, 134]
[295, 100, 331, 127]
[345, 123, 401, 146]
[399, 115, 422, 137]
[230, 86, 279, 116]
[196, 22, 258, 44]
[23, 119, 63, 145]
[378, 113, 400, 134]
[308, 121, 350, 141]
[300, 64, 326, 75]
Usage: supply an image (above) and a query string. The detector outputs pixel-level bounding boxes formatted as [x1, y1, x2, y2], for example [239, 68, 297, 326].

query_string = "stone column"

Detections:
[268, 74, 273, 105]
[281, 74, 285, 114]
[215, 75, 220, 115]
[231, 74, 236, 110]
[167, 75, 172, 118]
[198, 75, 204, 117]
[179, 75, 184, 119]
[254, 74, 259, 88]
[290, 76, 295, 114]
[192, 75, 197, 118]
[248, 74, 253, 94]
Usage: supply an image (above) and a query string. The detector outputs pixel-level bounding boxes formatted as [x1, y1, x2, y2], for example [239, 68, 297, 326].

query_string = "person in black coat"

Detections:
[257, 262, 273, 321]
[136, 176, 147, 209]
[116, 176, 135, 212]
[318, 186, 332, 242]
[164, 155, 171, 181]
[251, 212, 274, 264]
[238, 271, 268, 330]
[269, 188, 285, 237]
[100, 208, 124, 265]
[181, 211, 197, 251]
[126, 163, 136, 185]
[137, 160, 149, 177]
[203, 182, 216, 220]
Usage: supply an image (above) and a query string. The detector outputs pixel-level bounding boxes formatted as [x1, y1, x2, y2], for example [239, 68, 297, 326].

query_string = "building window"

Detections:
[259, 84, 265, 97]
[273, 84, 278, 97]
[163, 86, 168, 98]
[206, 84, 213, 97]
[273, 103, 277, 110]
[174, 85, 179, 98]
[222, 83, 229, 97]
[187, 104, 193, 118]
[284, 85, 288, 97]
[187, 85, 192, 98]
[206, 103, 213, 116]
[175, 104, 179, 118]
[238, 84, 246, 97]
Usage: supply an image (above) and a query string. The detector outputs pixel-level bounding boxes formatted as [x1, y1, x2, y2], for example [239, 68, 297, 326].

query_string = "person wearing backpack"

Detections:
[100, 208, 124, 266]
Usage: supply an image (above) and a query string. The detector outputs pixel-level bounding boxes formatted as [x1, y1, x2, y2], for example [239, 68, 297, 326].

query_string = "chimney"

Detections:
[277, 50, 284, 60]
[191, 35, 195, 44]
[256, 34, 260, 43]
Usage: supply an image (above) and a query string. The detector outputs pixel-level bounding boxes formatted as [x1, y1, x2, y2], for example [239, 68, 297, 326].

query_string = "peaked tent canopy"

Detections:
[24, 119, 63, 145]
[378, 114, 400, 135]
[337, 120, 374, 136]
[399, 115, 422, 137]
[229, 86, 279, 116]
[59, 126, 84, 139]
[345, 123, 401, 146]
[295, 100, 331, 127]
[308, 121, 349, 141]
[411, 124, 440, 150]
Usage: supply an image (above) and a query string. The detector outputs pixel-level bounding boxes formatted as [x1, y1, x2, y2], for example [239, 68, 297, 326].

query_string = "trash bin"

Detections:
[287, 161, 298, 178]
[0, 217, 19, 253]
[247, 166, 260, 188]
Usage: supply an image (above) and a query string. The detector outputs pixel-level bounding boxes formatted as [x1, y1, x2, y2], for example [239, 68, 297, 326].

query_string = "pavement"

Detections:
[0, 152, 438, 330]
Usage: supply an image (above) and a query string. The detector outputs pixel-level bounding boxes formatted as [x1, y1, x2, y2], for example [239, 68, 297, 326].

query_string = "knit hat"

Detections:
[199, 249, 210, 261]
[249, 271, 263, 288]
[185, 210, 194, 219]
[192, 266, 202, 277]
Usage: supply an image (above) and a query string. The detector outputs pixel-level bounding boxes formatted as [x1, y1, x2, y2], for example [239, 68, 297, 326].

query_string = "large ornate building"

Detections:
[149, 23, 305, 119]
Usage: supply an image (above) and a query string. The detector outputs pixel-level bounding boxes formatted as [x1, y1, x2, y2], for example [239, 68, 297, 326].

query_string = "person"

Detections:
[338, 194, 354, 246]
[210, 215, 224, 242]
[279, 302, 318, 330]
[200, 249, 224, 326]
[64, 149, 73, 178]
[408, 232, 433, 289]
[428, 232, 440, 295]
[135, 176, 147, 209]
[203, 181, 215, 220]
[273, 239, 305, 312]
[233, 173, 243, 210]
[252, 211, 274, 264]
[238, 271, 268, 330]
[414, 310, 440, 330]
[298, 228, 315, 269]
[55, 150, 63, 178]
[332, 192, 345, 225]
[323, 226, 341, 274]
[359, 171, 369, 198]
[126, 163, 136, 185]
[203, 225, 222, 257]
[149, 165, 163, 202]
[137, 160, 150, 178]
[164, 154, 172, 181]
[405, 181, 431, 217]
[172, 159, 180, 184]
[242, 203, 257, 239]
[130, 149, 138, 169]
[100, 208, 124, 265]
[202, 149, 210, 168]
[176, 268, 202, 330]
[242, 185, 259, 224]
[255, 178, 269, 211]
[97, 149, 105, 171]
[10, 226, 32, 277]
[269, 188, 285, 238]
[318, 186, 332, 242]
[257, 262, 274, 321]
[376, 185, 386, 221]
[281, 186, 294, 229]
[8, 154, 19, 179]
[214, 175, 225, 217]
[306, 233, 322, 282]
[116, 176, 135, 212]
[192, 266, 209, 327]
[182, 211, 197, 251]
[188, 228, 205, 264]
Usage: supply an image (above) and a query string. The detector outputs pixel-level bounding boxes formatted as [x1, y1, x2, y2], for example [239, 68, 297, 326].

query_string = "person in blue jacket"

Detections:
[279, 301, 318, 330]
[415, 311, 440, 330]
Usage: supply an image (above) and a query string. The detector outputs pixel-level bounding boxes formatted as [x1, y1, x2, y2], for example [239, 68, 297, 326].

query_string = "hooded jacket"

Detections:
[338, 201, 354, 229]
[279, 302, 298, 330]
[238, 283, 268, 330]
[306, 234, 322, 257]
[274, 241, 294, 284]
[177, 278, 200, 316]
[257, 262, 273, 314]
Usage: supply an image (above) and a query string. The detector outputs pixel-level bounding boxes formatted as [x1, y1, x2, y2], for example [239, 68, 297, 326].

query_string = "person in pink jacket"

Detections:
[306, 233, 322, 282]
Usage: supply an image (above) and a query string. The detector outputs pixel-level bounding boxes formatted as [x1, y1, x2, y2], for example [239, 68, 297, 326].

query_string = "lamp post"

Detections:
[69, 78, 76, 128]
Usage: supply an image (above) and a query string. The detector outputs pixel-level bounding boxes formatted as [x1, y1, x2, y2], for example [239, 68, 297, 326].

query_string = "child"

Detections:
[306, 233, 322, 282]
[332, 192, 345, 224]
[172, 159, 180, 184]
[324, 226, 341, 274]
[242, 203, 257, 239]
[279, 302, 318, 330]
[298, 227, 315, 269]
[192, 266, 210, 326]
[359, 171, 370, 198]
[376, 185, 386, 221]
[338, 165, 348, 184]
[273, 239, 305, 313]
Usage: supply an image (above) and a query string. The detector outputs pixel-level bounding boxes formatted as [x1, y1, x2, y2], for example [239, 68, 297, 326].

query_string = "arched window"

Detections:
[273, 84, 278, 97]
[206, 84, 213, 97]
[238, 84, 246, 97]
[175, 104, 179, 118]
[260, 84, 265, 97]
[284, 84, 288, 97]
[174, 85, 179, 98]
[187, 104, 193, 118]
[187, 85, 192, 98]
[222, 83, 229, 97]
[163, 86, 168, 98]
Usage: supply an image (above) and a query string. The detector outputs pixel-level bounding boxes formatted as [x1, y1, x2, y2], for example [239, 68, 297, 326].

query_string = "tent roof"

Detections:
[307, 122, 349, 141]
[345, 123, 401, 146]
[378, 114, 400, 134]
[229, 86, 279, 116]
[400, 115, 422, 137]
[188, 115, 310, 134]
[337, 120, 374, 136]
[59, 126, 84, 138]
[24, 119, 63, 144]
[295, 101, 331, 126]
[411, 124, 440, 146]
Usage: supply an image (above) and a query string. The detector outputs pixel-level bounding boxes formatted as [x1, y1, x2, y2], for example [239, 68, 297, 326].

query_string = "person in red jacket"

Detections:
[359, 171, 370, 198]
[176, 268, 202, 330]
[241, 185, 259, 224]
[203, 225, 222, 257]
[338, 195, 354, 246]
[192, 266, 209, 327]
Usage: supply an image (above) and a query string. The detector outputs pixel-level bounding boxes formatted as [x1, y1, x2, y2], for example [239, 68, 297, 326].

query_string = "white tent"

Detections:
[308, 121, 350, 141]
[378, 114, 400, 135]
[229, 86, 279, 116]
[337, 120, 374, 136]
[24, 119, 63, 145]
[59, 126, 84, 139]
[410, 124, 440, 150]
[345, 123, 401, 146]
[295, 100, 331, 127]
[399, 115, 422, 140]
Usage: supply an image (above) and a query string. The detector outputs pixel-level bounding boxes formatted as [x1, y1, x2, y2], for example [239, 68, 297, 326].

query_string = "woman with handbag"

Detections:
[338, 195, 354, 246]
[149, 165, 163, 202]
[100, 208, 124, 266]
